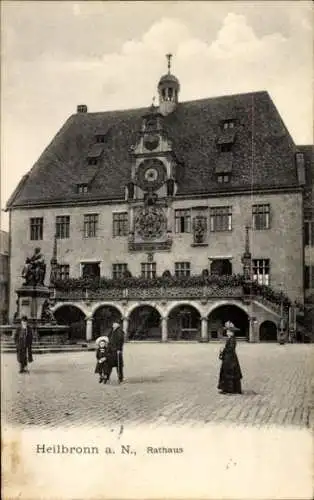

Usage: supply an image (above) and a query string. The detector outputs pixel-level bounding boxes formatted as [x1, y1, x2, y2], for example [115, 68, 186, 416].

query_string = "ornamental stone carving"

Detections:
[135, 206, 167, 240]
[193, 216, 207, 244]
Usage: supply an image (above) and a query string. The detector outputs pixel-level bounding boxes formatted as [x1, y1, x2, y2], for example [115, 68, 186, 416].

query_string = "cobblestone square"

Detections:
[2, 343, 313, 429]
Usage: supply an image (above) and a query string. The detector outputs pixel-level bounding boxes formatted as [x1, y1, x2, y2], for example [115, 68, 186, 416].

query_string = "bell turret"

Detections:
[158, 54, 180, 116]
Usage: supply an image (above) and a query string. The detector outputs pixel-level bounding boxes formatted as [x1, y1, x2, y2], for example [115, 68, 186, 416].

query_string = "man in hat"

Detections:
[13, 316, 33, 373]
[107, 321, 125, 383]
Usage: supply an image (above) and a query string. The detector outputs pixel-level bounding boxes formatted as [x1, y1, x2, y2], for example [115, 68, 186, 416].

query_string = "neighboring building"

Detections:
[6, 57, 310, 342]
[299, 145, 314, 337]
[0, 230, 9, 324]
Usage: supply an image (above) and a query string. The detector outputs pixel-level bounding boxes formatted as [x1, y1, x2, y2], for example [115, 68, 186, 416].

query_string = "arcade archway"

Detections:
[128, 305, 161, 340]
[54, 305, 86, 340]
[259, 321, 277, 342]
[207, 304, 249, 339]
[93, 305, 122, 339]
[168, 304, 201, 340]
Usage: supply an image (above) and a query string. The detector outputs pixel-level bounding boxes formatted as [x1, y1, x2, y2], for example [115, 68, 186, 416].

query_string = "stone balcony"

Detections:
[51, 274, 292, 316]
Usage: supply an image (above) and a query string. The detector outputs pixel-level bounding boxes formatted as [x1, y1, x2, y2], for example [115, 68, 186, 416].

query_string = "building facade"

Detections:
[0, 230, 9, 325]
[6, 58, 311, 342]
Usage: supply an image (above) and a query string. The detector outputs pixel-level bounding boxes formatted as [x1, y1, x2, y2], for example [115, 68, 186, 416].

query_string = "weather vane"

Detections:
[166, 53, 173, 74]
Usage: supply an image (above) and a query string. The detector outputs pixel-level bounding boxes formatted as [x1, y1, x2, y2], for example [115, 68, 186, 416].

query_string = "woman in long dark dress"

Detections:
[218, 322, 242, 394]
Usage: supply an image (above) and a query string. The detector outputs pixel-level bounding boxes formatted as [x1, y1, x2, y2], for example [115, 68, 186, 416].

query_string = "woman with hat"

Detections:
[218, 321, 243, 394]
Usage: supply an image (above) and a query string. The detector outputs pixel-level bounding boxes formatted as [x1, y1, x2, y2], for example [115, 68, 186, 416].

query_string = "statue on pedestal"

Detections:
[22, 247, 46, 286]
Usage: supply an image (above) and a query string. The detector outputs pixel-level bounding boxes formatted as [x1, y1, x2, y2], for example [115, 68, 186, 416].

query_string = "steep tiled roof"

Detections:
[7, 91, 301, 208]
[298, 145, 314, 216]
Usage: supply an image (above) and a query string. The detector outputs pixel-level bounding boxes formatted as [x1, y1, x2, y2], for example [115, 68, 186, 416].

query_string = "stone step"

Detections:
[1, 345, 95, 354]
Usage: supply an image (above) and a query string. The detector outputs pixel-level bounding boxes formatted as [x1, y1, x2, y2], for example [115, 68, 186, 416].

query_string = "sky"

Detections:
[1, 1, 313, 230]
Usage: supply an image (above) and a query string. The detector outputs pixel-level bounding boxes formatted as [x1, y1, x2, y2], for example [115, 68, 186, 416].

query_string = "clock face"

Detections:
[136, 159, 166, 191]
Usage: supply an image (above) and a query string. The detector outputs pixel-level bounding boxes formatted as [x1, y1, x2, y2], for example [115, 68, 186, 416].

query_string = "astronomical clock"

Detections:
[126, 106, 177, 251]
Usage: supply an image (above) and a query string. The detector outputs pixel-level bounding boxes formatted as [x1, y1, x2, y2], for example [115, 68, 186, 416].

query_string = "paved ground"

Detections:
[1, 343, 313, 428]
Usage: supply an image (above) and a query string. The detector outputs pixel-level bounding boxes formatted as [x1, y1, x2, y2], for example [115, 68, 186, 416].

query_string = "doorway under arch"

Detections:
[54, 305, 86, 340]
[168, 304, 201, 340]
[208, 304, 249, 339]
[259, 321, 277, 342]
[128, 305, 161, 340]
[93, 305, 122, 339]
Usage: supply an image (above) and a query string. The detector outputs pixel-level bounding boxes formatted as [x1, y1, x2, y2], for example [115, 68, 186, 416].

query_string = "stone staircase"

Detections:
[1, 337, 95, 354]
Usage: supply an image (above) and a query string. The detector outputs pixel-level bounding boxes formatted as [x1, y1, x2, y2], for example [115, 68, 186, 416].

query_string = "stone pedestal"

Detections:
[16, 285, 51, 321]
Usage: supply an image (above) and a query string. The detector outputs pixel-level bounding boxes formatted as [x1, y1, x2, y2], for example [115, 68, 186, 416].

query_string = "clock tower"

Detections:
[126, 96, 178, 252]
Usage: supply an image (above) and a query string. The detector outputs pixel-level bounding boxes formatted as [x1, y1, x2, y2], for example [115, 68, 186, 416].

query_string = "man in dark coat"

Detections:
[13, 316, 33, 373]
[107, 322, 125, 383]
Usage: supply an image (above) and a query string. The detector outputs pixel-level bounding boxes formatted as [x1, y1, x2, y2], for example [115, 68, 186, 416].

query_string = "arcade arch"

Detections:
[259, 321, 277, 342]
[128, 305, 161, 340]
[53, 305, 86, 340]
[207, 304, 249, 339]
[92, 305, 122, 339]
[168, 304, 201, 340]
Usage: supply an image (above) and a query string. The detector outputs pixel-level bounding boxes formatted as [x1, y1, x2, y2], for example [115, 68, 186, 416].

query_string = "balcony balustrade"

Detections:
[51, 274, 293, 316]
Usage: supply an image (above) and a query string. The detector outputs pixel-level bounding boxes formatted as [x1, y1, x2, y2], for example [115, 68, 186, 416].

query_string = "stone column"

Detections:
[161, 316, 168, 342]
[123, 317, 129, 341]
[201, 317, 208, 342]
[249, 318, 258, 342]
[129, 207, 135, 234]
[167, 205, 173, 232]
[86, 317, 93, 342]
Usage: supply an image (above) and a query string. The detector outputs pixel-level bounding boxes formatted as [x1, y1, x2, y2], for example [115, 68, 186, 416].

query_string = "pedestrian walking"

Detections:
[13, 316, 33, 374]
[107, 322, 125, 384]
[218, 321, 242, 394]
[94, 336, 110, 384]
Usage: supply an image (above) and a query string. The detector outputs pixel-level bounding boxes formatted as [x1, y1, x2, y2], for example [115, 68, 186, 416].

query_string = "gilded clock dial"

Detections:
[136, 159, 166, 191]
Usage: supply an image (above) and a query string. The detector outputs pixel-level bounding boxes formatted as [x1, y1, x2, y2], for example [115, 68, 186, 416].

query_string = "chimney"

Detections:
[77, 104, 88, 113]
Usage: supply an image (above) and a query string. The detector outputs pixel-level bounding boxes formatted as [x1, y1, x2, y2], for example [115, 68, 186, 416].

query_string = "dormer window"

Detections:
[95, 134, 105, 143]
[219, 143, 233, 153]
[88, 157, 98, 166]
[217, 174, 230, 183]
[77, 184, 89, 194]
[222, 120, 235, 130]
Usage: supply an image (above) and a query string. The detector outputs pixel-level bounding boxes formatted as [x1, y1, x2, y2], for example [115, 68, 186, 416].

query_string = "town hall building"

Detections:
[6, 56, 313, 342]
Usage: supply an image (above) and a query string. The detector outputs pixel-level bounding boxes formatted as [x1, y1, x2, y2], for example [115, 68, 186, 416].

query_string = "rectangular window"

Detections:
[56, 216, 70, 239]
[30, 217, 43, 240]
[112, 263, 128, 279]
[175, 262, 191, 277]
[304, 265, 314, 289]
[210, 206, 232, 232]
[81, 262, 100, 279]
[304, 220, 314, 246]
[141, 263, 156, 279]
[252, 259, 270, 285]
[84, 214, 98, 238]
[57, 264, 70, 280]
[113, 212, 128, 237]
[253, 204, 270, 230]
[175, 209, 191, 233]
